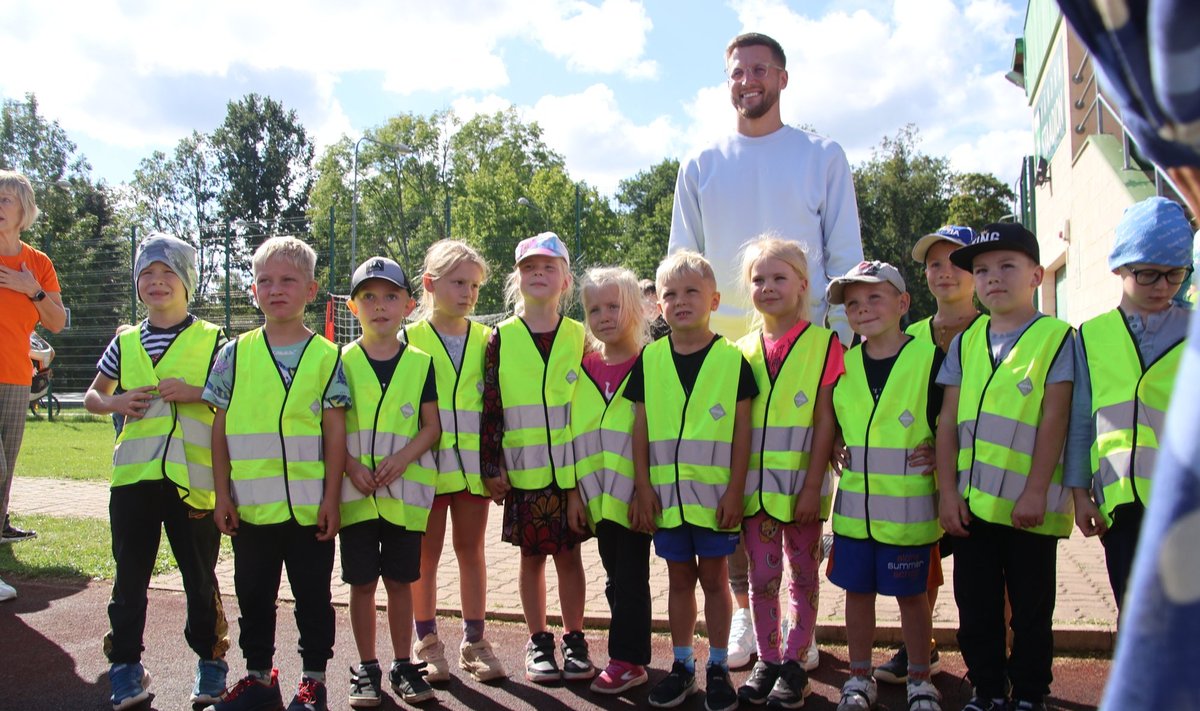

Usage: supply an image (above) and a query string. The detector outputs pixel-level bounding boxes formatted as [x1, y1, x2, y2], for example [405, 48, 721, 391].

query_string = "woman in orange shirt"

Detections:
[0, 170, 66, 601]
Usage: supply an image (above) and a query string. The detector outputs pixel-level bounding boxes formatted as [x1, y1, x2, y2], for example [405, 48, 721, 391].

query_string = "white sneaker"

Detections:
[460, 638, 507, 682]
[907, 679, 942, 711]
[801, 640, 820, 672]
[0, 577, 15, 602]
[837, 675, 878, 711]
[413, 633, 450, 682]
[727, 607, 755, 669]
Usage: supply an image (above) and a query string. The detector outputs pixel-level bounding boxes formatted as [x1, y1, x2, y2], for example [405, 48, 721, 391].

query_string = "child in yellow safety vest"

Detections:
[936, 223, 1075, 711]
[406, 240, 507, 684]
[733, 237, 843, 708]
[627, 249, 758, 711]
[203, 236, 350, 711]
[479, 232, 593, 684]
[1066, 197, 1194, 618]
[339, 257, 442, 707]
[825, 261, 945, 711]
[85, 232, 229, 711]
[571, 266, 652, 695]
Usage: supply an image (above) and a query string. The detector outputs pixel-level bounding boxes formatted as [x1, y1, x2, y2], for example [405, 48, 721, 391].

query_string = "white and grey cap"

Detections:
[135, 232, 198, 300]
[351, 256, 411, 297]
[826, 260, 907, 305]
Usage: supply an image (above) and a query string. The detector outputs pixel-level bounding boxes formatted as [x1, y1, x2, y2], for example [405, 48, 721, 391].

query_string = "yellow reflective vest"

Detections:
[1080, 308, 1183, 526]
[406, 320, 489, 497]
[832, 338, 941, 545]
[738, 324, 835, 522]
[956, 315, 1074, 537]
[645, 336, 743, 531]
[573, 359, 638, 529]
[340, 341, 439, 532]
[497, 316, 584, 490]
[112, 319, 222, 510]
[906, 316, 934, 347]
[225, 329, 340, 526]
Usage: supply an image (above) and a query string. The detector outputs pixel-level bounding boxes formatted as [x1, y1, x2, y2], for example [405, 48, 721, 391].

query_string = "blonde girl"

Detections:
[481, 232, 593, 683]
[406, 240, 506, 683]
[571, 267, 651, 695]
[734, 236, 843, 706]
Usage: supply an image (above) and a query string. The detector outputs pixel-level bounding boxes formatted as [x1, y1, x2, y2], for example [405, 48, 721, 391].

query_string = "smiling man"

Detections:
[668, 32, 863, 347]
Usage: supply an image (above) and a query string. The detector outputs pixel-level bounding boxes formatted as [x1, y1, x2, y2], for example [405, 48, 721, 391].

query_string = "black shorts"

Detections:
[338, 519, 422, 585]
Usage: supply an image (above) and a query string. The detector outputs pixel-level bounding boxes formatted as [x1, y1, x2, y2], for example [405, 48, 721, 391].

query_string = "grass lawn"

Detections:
[0, 513, 232, 581]
[16, 418, 116, 482]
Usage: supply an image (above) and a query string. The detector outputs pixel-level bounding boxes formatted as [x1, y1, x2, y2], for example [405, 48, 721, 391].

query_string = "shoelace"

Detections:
[223, 676, 259, 700]
[295, 678, 319, 703]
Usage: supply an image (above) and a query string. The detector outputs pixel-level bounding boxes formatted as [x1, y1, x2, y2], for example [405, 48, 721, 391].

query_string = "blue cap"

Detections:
[1108, 197, 1194, 270]
[911, 225, 975, 263]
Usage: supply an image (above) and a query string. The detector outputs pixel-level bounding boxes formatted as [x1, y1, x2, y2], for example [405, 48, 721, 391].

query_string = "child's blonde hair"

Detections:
[415, 239, 490, 321]
[655, 249, 716, 291]
[252, 235, 317, 281]
[504, 258, 574, 316]
[580, 267, 650, 353]
[739, 236, 811, 332]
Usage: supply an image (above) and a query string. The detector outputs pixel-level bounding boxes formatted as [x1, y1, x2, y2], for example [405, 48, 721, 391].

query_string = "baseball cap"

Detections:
[912, 225, 975, 263]
[135, 232, 198, 301]
[515, 232, 570, 266]
[950, 222, 1040, 271]
[350, 256, 410, 297]
[1108, 197, 1194, 270]
[826, 260, 907, 305]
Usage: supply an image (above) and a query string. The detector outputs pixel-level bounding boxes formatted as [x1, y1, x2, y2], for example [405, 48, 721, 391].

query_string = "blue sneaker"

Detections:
[203, 670, 283, 711]
[109, 662, 151, 711]
[192, 659, 229, 704]
[286, 676, 328, 711]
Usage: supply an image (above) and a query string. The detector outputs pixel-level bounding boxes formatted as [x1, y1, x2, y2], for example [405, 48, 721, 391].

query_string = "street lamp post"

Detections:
[517, 196, 548, 232]
[351, 136, 412, 272]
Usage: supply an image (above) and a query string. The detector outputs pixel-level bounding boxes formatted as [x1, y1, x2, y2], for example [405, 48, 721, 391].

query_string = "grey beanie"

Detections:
[135, 232, 199, 301]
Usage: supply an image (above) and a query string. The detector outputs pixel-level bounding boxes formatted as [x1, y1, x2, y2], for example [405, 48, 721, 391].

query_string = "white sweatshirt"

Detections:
[668, 125, 863, 343]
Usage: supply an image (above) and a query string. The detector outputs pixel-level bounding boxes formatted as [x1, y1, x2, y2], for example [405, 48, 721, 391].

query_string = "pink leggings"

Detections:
[743, 512, 822, 664]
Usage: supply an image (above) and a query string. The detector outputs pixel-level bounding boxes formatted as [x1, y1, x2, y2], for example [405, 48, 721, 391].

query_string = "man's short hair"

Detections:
[657, 250, 717, 290]
[725, 32, 787, 68]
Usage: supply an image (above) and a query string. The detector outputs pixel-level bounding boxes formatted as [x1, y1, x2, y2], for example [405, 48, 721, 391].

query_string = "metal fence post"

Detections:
[224, 225, 232, 333]
[130, 226, 138, 322]
[444, 195, 451, 238]
[328, 205, 336, 295]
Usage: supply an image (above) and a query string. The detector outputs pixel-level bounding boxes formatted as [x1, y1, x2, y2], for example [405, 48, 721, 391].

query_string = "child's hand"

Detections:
[113, 385, 156, 419]
[346, 460, 376, 496]
[213, 497, 239, 536]
[157, 377, 199, 403]
[566, 490, 588, 535]
[315, 498, 340, 541]
[908, 442, 935, 474]
[793, 488, 821, 525]
[1011, 488, 1046, 530]
[716, 489, 744, 530]
[374, 453, 410, 488]
[940, 491, 971, 537]
[484, 469, 511, 504]
[631, 485, 660, 534]
[1073, 492, 1108, 537]
[832, 439, 849, 474]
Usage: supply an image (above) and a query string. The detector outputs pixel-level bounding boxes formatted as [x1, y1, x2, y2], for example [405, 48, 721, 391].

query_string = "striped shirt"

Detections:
[96, 315, 224, 380]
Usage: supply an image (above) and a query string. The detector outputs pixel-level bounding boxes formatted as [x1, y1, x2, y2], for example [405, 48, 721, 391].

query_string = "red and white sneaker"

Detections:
[590, 659, 648, 695]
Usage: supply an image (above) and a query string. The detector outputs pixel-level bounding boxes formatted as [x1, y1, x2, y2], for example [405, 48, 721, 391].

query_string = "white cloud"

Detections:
[533, 0, 658, 79]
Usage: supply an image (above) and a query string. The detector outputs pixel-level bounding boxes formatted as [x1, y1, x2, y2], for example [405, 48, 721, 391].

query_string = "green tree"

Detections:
[853, 125, 951, 321]
[611, 158, 678, 279]
[947, 172, 1017, 228]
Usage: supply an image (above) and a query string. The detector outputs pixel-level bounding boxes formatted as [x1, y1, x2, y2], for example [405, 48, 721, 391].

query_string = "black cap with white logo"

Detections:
[350, 256, 410, 297]
[949, 223, 1040, 271]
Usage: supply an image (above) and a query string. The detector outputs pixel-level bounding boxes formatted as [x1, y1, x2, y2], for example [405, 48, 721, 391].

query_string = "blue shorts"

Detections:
[826, 533, 935, 598]
[653, 524, 740, 562]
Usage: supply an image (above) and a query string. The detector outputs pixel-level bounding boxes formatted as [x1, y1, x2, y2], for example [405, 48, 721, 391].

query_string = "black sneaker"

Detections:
[648, 661, 697, 708]
[389, 661, 434, 703]
[1, 515, 36, 544]
[348, 662, 381, 708]
[962, 695, 1009, 711]
[874, 645, 909, 684]
[704, 664, 738, 711]
[1012, 700, 1045, 711]
[561, 631, 595, 680]
[766, 660, 810, 709]
[737, 660, 780, 705]
[524, 631, 560, 683]
[285, 677, 327, 711]
[204, 671, 283, 711]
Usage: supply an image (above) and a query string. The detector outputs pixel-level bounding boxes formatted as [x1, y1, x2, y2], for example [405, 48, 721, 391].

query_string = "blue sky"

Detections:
[2, 0, 1033, 196]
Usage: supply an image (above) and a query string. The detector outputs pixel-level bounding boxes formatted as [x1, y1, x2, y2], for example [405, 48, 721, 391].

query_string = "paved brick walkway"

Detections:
[9, 476, 1118, 649]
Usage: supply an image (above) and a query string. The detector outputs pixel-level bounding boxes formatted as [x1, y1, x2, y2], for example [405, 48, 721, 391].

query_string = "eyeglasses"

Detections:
[726, 63, 781, 83]
[1126, 266, 1193, 285]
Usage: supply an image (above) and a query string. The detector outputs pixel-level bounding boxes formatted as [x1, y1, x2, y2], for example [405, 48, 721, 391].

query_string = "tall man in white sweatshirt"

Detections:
[668, 32, 863, 344]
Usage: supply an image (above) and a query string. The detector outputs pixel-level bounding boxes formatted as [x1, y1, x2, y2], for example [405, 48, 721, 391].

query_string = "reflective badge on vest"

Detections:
[1017, 378, 1033, 396]
[566, 369, 578, 384]
[310, 400, 321, 415]
[400, 402, 415, 418]
[899, 410, 915, 428]
[795, 391, 808, 408]
[710, 404, 726, 420]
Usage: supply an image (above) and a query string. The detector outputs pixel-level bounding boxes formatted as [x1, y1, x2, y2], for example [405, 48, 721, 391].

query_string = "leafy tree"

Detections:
[611, 158, 679, 279]
[852, 125, 951, 321]
[947, 172, 1017, 229]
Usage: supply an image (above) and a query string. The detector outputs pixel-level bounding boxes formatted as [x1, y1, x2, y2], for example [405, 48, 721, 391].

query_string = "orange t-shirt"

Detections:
[0, 242, 60, 385]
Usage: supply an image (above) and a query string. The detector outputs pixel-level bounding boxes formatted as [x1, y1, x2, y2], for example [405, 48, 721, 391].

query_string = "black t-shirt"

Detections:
[859, 340, 945, 432]
[366, 344, 438, 404]
[624, 336, 758, 403]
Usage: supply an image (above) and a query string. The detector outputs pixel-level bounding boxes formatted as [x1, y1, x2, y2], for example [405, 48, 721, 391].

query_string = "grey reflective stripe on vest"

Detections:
[753, 425, 813, 453]
[845, 445, 921, 477]
[347, 430, 418, 461]
[375, 477, 436, 509]
[232, 476, 325, 507]
[503, 403, 570, 431]
[1095, 399, 1167, 437]
[340, 476, 369, 503]
[957, 461, 1072, 514]
[974, 411, 1038, 455]
[1094, 450, 1157, 501]
[505, 443, 571, 471]
[457, 449, 481, 475]
[649, 439, 733, 468]
[574, 429, 634, 460]
[226, 433, 323, 463]
[442, 409, 482, 434]
[761, 468, 804, 496]
[833, 489, 937, 524]
[578, 467, 636, 505]
[178, 413, 213, 447]
[113, 435, 176, 466]
[652, 479, 725, 511]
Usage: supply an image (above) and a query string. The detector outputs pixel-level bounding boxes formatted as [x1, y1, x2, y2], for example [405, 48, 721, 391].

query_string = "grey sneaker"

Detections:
[766, 659, 810, 708]
[836, 675, 877, 711]
[413, 633, 450, 683]
[459, 638, 506, 682]
[524, 631, 560, 683]
[561, 631, 595, 680]
[191, 659, 228, 705]
[348, 662, 382, 707]
[389, 661, 434, 704]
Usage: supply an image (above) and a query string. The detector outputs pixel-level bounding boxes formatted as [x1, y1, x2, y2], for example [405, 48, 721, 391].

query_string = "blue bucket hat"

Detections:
[1109, 197, 1194, 270]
